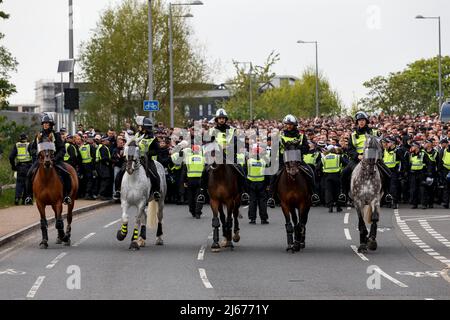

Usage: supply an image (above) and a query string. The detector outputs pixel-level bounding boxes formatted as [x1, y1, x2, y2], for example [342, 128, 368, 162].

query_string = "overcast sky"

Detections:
[2, 0, 449, 110]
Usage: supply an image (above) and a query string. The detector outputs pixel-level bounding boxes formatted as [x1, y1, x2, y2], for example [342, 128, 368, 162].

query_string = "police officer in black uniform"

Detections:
[381, 136, 406, 209]
[9, 133, 33, 205]
[24, 114, 73, 205]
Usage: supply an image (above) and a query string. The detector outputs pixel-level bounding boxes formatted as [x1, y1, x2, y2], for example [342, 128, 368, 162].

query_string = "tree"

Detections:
[0, 0, 18, 109]
[360, 56, 450, 115]
[79, 0, 209, 131]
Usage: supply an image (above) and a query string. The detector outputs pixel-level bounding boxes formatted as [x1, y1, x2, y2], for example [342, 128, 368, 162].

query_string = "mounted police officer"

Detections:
[9, 133, 32, 205]
[113, 117, 161, 201]
[266, 114, 320, 208]
[196, 108, 250, 205]
[340, 111, 393, 205]
[24, 113, 73, 205]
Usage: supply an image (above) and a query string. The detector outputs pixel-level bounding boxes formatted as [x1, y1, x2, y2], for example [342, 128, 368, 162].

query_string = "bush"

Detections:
[0, 156, 14, 186]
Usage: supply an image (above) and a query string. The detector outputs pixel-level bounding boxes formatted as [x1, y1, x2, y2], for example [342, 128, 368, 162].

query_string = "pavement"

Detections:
[0, 202, 449, 300]
[0, 198, 114, 246]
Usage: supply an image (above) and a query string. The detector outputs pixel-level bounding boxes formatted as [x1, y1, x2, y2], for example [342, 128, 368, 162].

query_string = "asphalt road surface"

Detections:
[1, 202, 449, 300]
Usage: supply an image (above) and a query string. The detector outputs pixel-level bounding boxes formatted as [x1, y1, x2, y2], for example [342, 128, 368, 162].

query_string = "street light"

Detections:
[169, 1, 203, 128]
[235, 61, 253, 121]
[297, 40, 320, 117]
[415, 15, 443, 112]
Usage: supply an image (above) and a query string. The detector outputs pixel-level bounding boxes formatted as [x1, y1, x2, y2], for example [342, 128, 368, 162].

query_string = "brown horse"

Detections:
[205, 143, 241, 252]
[34, 138, 78, 249]
[277, 146, 312, 252]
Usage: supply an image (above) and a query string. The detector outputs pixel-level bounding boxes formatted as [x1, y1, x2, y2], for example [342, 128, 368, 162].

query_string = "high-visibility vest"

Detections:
[351, 132, 366, 155]
[383, 149, 400, 169]
[212, 128, 235, 149]
[322, 154, 342, 173]
[170, 152, 182, 171]
[79, 144, 93, 164]
[64, 143, 78, 162]
[96, 144, 111, 162]
[139, 138, 154, 157]
[237, 153, 245, 167]
[16, 142, 32, 163]
[443, 149, 450, 170]
[304, 152, 319, 166]
[186, 154, 205, 178]
[280, 134, 303, 154]
[410, 152, 425, 171]
[425, 150, 437, 163]
[247, 158, 265, 182]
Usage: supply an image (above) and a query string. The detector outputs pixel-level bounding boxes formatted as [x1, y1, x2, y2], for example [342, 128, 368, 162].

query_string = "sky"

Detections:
[2, 0, 449, 109]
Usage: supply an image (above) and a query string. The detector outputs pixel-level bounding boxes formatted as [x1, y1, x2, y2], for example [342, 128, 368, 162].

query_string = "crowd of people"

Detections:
[8, 110, 450, 225]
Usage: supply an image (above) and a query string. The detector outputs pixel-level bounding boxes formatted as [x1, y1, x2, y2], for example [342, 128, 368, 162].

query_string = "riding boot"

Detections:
[24, 162, 39, 205]
[266, 170, 281, 208]
[197, 167, 209, 204]
[234, 164, 250, 205]
[57, 164, 72, 205]
[113, 167, 125, 200]
[377, 160, 393, 203]
[148, 160, 161, 201]
[301, 163, 320, 204]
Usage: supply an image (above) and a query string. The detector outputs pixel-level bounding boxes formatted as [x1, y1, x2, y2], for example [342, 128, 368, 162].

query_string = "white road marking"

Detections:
[26, 276, 46, 298]
[350, 245, 369, 261]
[374, 267, 408, 288]
[103, 219, 121, 229]
[344, 229, 352, 241]
[347, 207, 351, 211]
[344, 213, 350, 225]
[46, 252, 67, 269]
[73, 233, 96, 247]
[197, 245, 206, 261]
[425, 298, 435, 300]
[0, 269, 26, 275]
[198, 268, 213, 289]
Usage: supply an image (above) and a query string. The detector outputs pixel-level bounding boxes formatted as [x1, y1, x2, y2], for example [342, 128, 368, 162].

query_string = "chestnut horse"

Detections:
[277, 145, 312, 252]
[205, 142, 241, 252]
[34, 138, 78, 249]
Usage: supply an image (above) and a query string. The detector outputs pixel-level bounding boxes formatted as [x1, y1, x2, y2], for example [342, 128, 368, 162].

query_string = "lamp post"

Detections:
[169, 1, 203, 128]
[68, 0, 75, 133]
[297, 40, 319, 117]
[235, 61, 253, 120]
[148, 0, 153, 120]
[416, 15, 443, 112]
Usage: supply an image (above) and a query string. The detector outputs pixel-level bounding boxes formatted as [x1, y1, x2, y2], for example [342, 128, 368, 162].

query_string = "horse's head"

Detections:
[124, 140, 140, 175]
[283, 144, 301, 179]
[362, 134, 382, 166]
[37, 138, 56, 169]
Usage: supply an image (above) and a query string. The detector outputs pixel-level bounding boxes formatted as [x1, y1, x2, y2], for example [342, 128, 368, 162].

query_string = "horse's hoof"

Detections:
[39, 242, 48, 249]
[286, 246, 295, 253]
[211, 243, 220, 252]
[300, 242, 306, 250]
[368, 238, 378, 251]
[232, 233, 240, 243]
[293, 242, 301, 252]
[129, 241, 140, 250]
[155, 237, 164, 246]
[358, 244, 368, 253]
[63, 239, 71, 247]
[220, 239, 228, 248]
[56, 238, 63, 245]
[116, 230, 127, 241]
[137, 238, 146, 247]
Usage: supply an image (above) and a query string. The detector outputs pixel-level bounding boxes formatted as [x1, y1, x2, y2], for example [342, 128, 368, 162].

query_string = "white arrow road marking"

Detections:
[350, 245, 369, 261]
[26, 276, 45, 298]
[374, 267, 408, 288]
[198, 268, 213, 289]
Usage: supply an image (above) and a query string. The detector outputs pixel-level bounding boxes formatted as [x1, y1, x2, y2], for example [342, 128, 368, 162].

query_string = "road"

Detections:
[0, 202, 449, 300]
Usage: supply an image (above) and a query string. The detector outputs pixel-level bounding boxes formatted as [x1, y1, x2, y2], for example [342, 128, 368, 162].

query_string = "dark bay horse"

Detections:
[277, 145, 312, 252]
[205, 143, 241, 252]
[350, 135, 383, 253]
[34, 138, 79, 249]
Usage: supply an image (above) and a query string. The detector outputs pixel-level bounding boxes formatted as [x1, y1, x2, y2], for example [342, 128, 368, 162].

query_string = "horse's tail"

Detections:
[147, 200, 158, 230]
[363, 205, 373, 224]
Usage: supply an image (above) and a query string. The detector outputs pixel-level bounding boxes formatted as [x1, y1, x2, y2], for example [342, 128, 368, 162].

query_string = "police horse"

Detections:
[350, 135, 383, 253]
[116, 134, 167, 250]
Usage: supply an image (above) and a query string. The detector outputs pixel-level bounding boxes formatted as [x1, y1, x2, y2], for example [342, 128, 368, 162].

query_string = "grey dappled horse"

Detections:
[350, 135, 383, 253]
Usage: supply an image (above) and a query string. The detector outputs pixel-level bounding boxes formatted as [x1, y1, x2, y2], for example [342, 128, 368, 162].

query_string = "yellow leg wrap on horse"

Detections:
[133, 229, 139, 241]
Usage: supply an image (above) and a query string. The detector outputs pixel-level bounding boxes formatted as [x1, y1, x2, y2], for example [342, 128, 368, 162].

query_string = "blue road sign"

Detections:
[143, 100, 160, 112]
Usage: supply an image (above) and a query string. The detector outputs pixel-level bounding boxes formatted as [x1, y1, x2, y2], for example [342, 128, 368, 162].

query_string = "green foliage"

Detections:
[79, 0, 209, 130]
[360, 56, 450, 115]
[0, 0, 18, 109]
[223, 54, 343, 120]
[0, 157, 14, 186]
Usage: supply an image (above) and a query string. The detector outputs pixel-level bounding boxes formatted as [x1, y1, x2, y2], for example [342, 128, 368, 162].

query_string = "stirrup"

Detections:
[385, 193, 393, 203]
[338, 194, 346, 203]
[153, 191, 161, 201]
[113, 191, 121, 200]
[241, 193, 250, 204]
[197, 194, 205, 204]
[267, 198, 275, 208]
[24, 197, 33, 205]
[63, 196, 72, 205]
[311, 194, 320, 204]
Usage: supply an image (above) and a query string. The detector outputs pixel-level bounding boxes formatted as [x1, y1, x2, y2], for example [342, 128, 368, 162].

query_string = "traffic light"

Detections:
[64, 88, 79, 110]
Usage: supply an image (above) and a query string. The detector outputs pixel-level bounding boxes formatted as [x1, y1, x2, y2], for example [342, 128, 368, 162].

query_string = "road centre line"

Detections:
[46, 252, 67, 269]
[26, 276, 46, 299]
[198, 268, 213, 289]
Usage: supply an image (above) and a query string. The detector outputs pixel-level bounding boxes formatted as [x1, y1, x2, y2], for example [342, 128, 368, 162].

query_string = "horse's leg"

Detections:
[232, 201, 240, 243]
[138, 203, 147, 248]
[368, 202, 379, 251]
[291, 205, 301, 252]
[281, 203, 295, 253]
[218, 204, 227, 239]
[210, 199, 221, 252]
[117, 202, 129, 241]
[130, 202, 145, 250]
[221, 202, 234, 249]
[299, 204, 310, 250]
[54, 202, 65, 244]
[62, 201, 73, 246]
[37, 202, 48, 249]
[155, 200, 164, 245]
[356, 206, 369, 253]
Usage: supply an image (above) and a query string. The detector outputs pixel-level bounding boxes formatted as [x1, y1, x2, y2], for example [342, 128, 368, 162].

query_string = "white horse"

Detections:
[116, 134, 167, 250]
